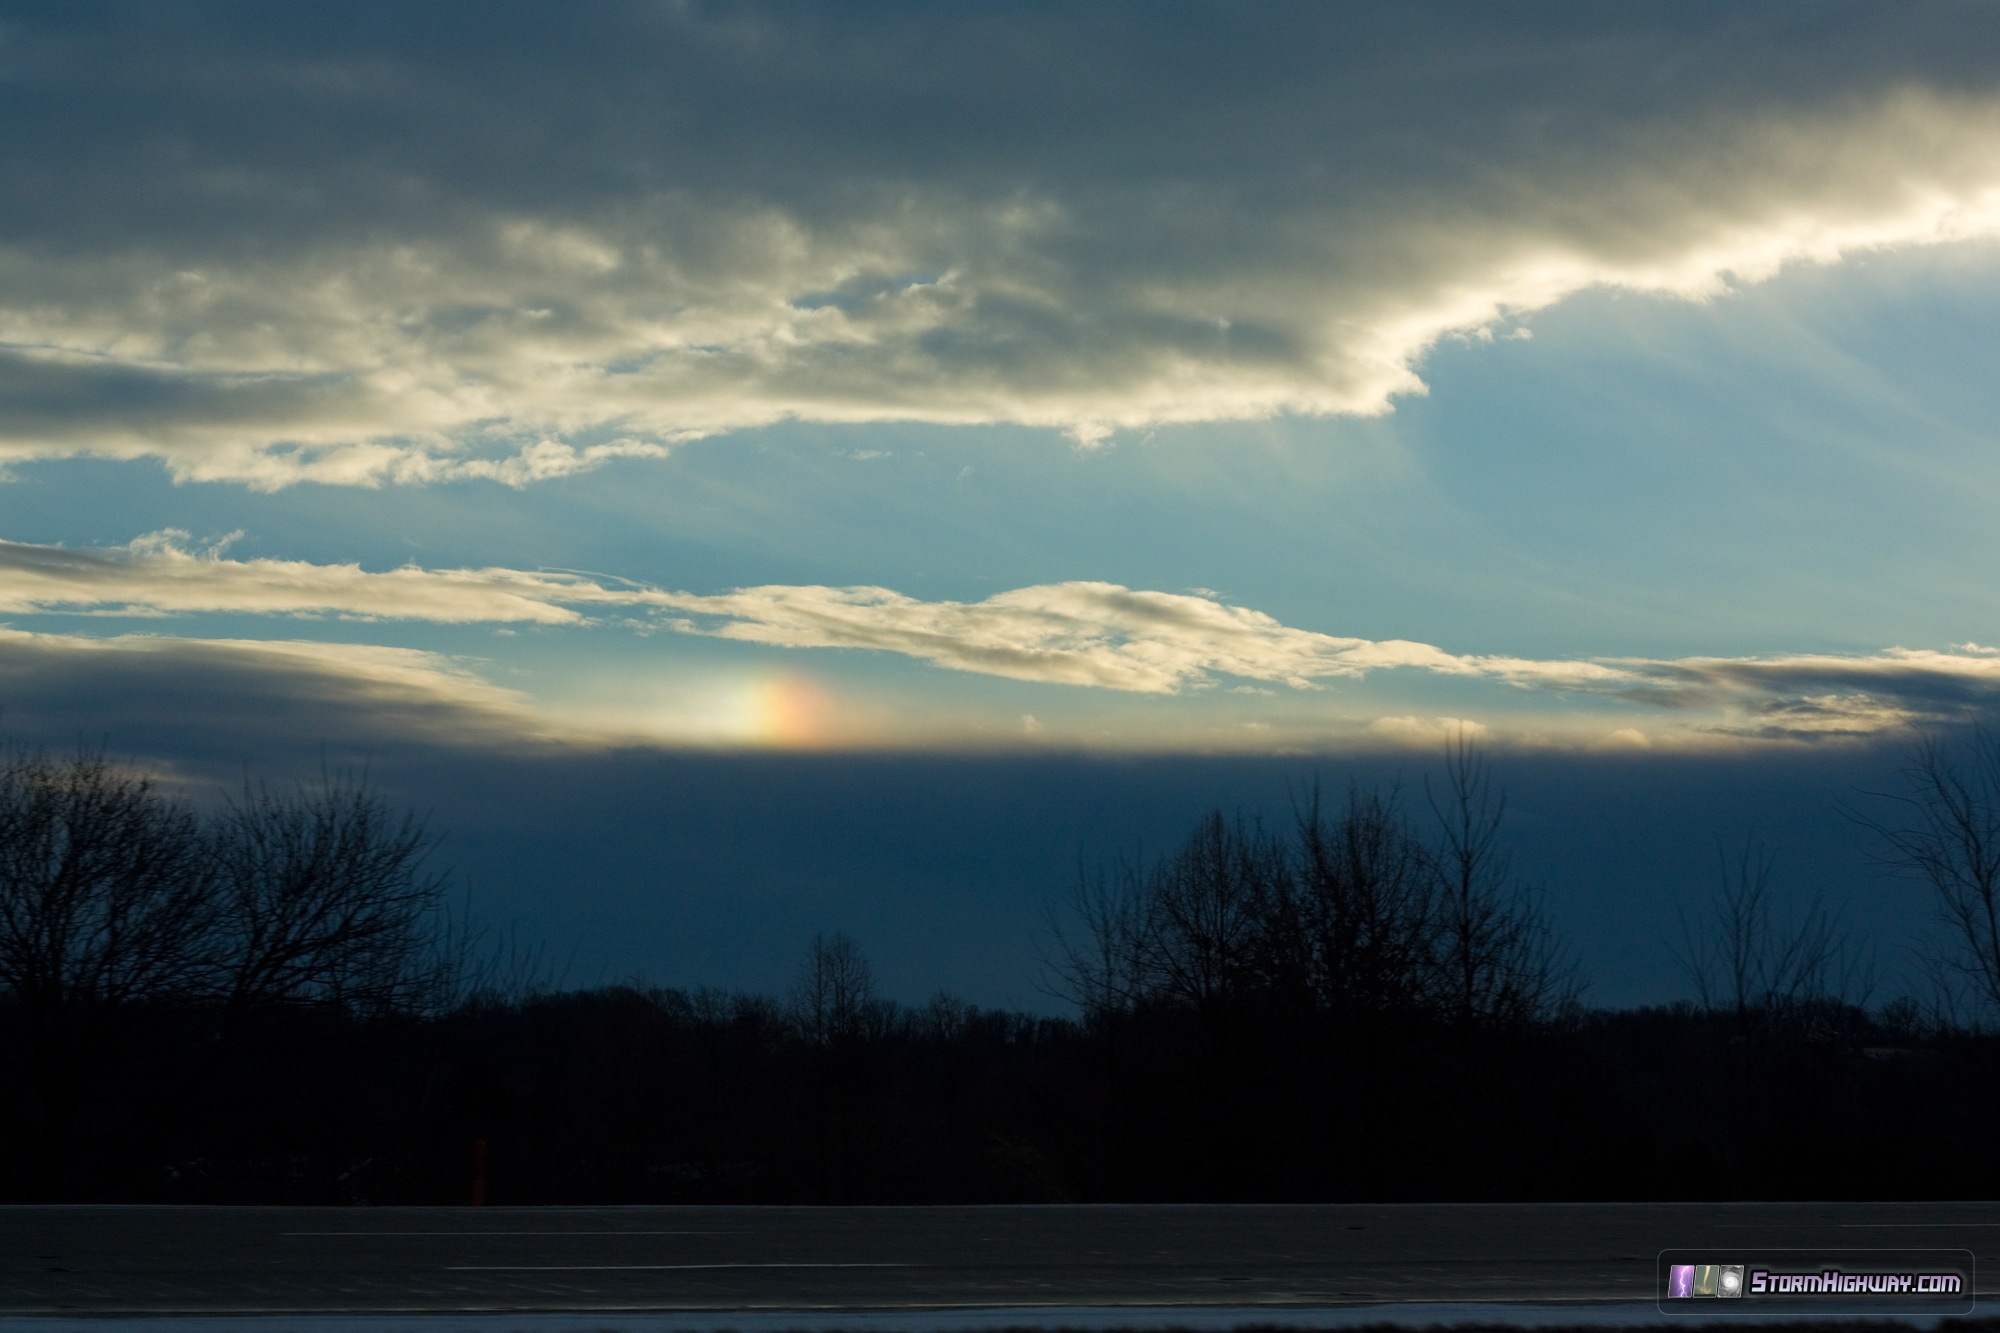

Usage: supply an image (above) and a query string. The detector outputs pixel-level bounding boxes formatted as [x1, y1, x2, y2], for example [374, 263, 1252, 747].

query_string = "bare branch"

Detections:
[1850, 725, 2000, 1021]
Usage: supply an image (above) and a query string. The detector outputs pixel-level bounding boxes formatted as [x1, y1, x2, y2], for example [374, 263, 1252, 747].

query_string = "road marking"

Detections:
[445, 1262, 914, 1271]
[283, 1230, 732, 1237]
[1713, 1222, 2000, 1228]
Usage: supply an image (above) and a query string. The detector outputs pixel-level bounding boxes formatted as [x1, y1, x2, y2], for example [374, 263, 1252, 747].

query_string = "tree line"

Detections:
[4, 730, 2000, 1203]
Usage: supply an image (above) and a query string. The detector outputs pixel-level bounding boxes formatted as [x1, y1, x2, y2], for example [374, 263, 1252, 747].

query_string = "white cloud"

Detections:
[4, 11, 2000, 483]
[0, 531, 669, 623]
[8, 533, 2000, 742]
[657, 581, 1424, 693]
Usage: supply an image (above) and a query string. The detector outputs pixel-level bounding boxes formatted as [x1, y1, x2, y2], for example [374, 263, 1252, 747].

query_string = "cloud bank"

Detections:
[0, 627, 576, 755]
[6, 5, 2000, 483]
[7, 532, 2000, 743]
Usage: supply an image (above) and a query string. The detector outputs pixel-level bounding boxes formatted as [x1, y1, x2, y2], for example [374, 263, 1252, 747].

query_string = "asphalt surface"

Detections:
[2, 1202, 1996, 1318]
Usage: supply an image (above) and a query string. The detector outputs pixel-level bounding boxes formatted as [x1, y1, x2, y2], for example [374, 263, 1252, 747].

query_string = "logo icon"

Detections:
[1719, 1265, 1744, 1299]
[1669, 1265, 1696, 1299]
[1694, 1264, 1721, 1297]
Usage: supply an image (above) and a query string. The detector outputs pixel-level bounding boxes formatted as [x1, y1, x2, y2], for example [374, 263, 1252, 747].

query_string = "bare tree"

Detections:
[426, 903, 576, 1014]
[1290, 781, 1436, 1021]
[210, 767, 455, 1022]
[1047, 744, 1581, 1040]
[1043, 855, 1152, 1018]
[1135, 811, 1283, 1011]
[787, 931, 888, 1202]
[0, 746, 463, 1195]
[1673, 835, 1870, 1026]
[789, 931, 880, 1045]
[1424, 732, 1581, 1031]
[1046, 812, 1283, 1016]
[0, 746, 215, 1196]
[1856, 726, 2000, 1020]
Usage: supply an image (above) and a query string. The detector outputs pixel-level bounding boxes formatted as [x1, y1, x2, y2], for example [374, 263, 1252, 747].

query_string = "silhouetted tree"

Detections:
[1673, 835, 1869, 1030]
[0, 746, 459, 1197]
[0, 746, 214, 1197]
[789, 931, 887, 1200]
[1135, 812, 1284, 1011]
[1287, 781, 1437, 1022]
[1425, 732, 1581, 1032]
[1055, 740, 1581, 1033]
[1045, 856, 1149, 1018]
[1051, 813, 1288, 1016]
[1665, 834, 1876, 1185]
[1858, 726, 2000, 1022]
[790, 931, 881, 1045]
[211, 768, 455, 1024]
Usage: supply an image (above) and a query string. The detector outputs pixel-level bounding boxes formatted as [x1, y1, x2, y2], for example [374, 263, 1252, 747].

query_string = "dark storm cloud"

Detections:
[390, 741, 1937, 1012]
[6, 3, 1995, 230]
[4, 2, 2000, 482]
[0, 659, 1937, 1011]
[0, 611, 1972, 1007]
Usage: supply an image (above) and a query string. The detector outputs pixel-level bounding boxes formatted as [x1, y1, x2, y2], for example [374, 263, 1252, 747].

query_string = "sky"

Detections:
[3, 2, 1999, 1009]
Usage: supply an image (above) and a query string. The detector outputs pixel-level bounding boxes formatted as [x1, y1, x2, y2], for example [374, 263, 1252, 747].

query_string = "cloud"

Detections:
[0, 531, 671, 623]
[653, 582, 2000, 735]
[5, 535, 1451, 686]
[0, 626, 583, 755]
[657, 581, 1461, 693]
[5, 6, 2000, 483]
[1369, 716, 1492, 744]
[1605, 648, 2000, 740]
[8, 532, 2000, 742]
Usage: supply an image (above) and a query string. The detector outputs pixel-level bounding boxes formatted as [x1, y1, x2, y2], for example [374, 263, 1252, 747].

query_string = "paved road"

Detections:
[2, 1202, 1996, 1317]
